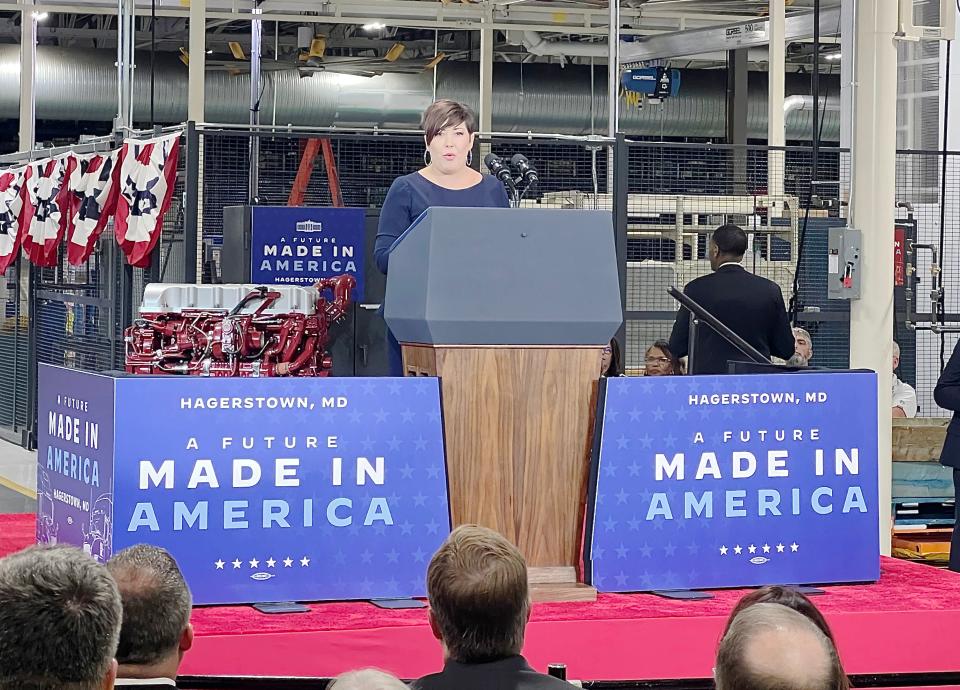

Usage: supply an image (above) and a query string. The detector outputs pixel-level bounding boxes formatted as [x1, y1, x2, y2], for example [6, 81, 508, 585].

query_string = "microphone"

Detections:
[510, 153, 539, 188]
[484, 153, 516, 190]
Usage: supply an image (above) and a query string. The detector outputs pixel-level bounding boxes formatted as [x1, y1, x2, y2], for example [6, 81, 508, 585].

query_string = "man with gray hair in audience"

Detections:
[716, 602, 847, 690]
[106, 545, 194, 688]
[0, 544, 122, 690]
[788, 327, 813, 367]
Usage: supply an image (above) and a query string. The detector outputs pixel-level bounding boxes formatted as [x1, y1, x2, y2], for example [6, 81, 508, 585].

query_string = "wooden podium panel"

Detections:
[402, 344, 601, 582]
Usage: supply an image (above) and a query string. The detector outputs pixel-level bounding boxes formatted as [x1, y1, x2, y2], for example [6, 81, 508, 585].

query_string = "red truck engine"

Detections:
[124, 276, 355, 377]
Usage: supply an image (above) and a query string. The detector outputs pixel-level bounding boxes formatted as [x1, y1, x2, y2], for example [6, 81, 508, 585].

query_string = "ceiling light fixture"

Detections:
[362, 22, 385, 31]
[825, 52, 841, 61]
[32, 11, 49, 20]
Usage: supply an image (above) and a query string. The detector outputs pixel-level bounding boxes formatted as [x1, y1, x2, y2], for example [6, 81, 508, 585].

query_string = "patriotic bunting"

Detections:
[0, 131, 181, 274]
[0, 166, 28, 275]
[67, 150, 122, 265]
[114, 133, 180, 268]
[21, 155, 76, 267]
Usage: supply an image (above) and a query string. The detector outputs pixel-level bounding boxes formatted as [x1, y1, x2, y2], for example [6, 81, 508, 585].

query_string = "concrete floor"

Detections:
[0, 440, 36, 514]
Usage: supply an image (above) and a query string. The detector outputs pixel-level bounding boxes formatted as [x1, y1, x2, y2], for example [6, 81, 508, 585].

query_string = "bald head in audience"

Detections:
[716, 603, 845, 690]
[328, 669, 408, 690]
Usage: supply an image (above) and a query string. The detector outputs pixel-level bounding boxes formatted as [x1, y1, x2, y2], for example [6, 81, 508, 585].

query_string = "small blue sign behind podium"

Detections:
[588, 372, 880, 592]
[250, 206, 365, 300]
[37, 365, 449, 604]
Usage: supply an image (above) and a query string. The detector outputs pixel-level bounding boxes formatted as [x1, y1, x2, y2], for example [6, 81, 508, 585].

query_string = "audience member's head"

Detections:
[710, 224, 748, 270]
[645, 339, 680, 376]
[106, 544, 193, 681]
[426, 525, 529, 664]
[601, 338, 623, 377]
[893, 340, 901, 372]
[0, 544, 122, 690]
[716, 602, 846, 690]
[328, 669, 409, 690]
[723, 586, 836, 643]
[792, 327, 813, 365]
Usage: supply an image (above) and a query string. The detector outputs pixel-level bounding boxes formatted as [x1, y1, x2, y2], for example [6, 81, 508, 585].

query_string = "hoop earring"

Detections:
[467, 150, 473, 167]
[423, 150, 431, 166]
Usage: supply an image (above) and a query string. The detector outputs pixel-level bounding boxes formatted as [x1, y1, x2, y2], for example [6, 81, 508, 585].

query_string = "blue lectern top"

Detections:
[384, 207, 623, 345]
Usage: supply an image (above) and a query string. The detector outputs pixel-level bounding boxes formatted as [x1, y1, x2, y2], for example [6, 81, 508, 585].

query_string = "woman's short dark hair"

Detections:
[604, 338, 623, 377]
[647, 339, 680, 375]
[421, 100, 478, 144]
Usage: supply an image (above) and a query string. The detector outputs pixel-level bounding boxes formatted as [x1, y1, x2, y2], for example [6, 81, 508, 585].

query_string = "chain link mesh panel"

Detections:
[622, 141, 849, 375]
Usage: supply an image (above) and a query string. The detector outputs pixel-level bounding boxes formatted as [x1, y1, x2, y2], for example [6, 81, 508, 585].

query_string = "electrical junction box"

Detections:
[827, 227, 862, 300]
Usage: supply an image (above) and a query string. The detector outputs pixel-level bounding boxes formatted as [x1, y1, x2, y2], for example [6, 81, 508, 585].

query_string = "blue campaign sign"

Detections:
[588, 373, 880, 592]
[36, 365, 117, 561]
[37, 365, 450, 605]
[250, 206, 365, 300]
[111, 376, 448, 604]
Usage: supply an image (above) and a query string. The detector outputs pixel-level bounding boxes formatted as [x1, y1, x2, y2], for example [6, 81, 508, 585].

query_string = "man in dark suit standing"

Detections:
[669, 224, 796, 375]
[934, 340, 960, 571]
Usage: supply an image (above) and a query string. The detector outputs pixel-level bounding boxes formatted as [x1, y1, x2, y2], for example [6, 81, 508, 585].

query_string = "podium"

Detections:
[385, 207, 622, 601]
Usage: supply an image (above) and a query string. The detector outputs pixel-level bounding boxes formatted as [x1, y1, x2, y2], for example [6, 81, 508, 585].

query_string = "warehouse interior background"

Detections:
[0, 0, 955, 547]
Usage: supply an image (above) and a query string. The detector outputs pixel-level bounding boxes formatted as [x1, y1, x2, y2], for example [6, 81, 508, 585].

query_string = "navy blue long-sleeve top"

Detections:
[374, 172, 510, 274]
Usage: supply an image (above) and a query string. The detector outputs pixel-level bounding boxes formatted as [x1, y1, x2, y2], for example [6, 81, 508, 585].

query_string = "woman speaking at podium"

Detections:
[375, 99, 510, 375]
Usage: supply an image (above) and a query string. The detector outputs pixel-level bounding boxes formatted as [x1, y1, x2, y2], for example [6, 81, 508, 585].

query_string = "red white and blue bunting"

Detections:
[0, 131, 181, 274]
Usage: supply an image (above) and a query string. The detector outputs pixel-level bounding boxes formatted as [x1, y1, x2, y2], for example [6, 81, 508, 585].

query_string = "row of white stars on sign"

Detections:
[719, 543, 799, 556]
[214, 557, 310, 569]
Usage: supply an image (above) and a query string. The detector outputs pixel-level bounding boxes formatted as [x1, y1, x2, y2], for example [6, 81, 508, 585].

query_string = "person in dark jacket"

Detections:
[668, 224, 796, 375]
[934, 340, 960, 571]
[415, 525, 571, 690]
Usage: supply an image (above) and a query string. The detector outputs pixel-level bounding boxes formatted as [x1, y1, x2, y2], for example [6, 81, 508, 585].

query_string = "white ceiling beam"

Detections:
[3, 0, 773, 35]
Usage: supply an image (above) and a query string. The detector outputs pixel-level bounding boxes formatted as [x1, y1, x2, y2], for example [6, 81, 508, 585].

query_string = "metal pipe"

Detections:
[187, 0, 205, 121]
[812, 0, 820, 188]
[606, 0, 620, 193]
[18, 4, 36, 152]
[248, 3, 261, 204]
[1, 50, 842, 140]
[768, 0, 786, 213]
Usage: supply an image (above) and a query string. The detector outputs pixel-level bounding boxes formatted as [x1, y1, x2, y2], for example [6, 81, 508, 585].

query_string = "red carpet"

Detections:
[3, 513, 960, 681]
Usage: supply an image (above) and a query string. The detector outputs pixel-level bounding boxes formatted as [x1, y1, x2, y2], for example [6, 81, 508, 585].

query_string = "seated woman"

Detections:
[645, 339, 681, 376]
[601, 338, 623, 377]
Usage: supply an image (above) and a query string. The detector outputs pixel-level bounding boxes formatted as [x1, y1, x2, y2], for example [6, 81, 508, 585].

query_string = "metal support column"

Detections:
[183, 121, 200, 283]
[613, 133, 628, 351]
[839, 0, 854, 216]
[18, 2, 36, 152]
[478, 17, 494, 162]
[849, 0, 897, 555]
[768, 0, 786, 215]
[726, 48, 748, 195]
[249, 5, 262, 204]
[187, 0, 206, 122]
[116, 0, 135, 128]
[606, 0, 620, 193]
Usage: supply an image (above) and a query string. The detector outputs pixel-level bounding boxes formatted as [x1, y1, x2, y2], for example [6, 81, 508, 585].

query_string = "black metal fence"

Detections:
[2, 123, 960, 448]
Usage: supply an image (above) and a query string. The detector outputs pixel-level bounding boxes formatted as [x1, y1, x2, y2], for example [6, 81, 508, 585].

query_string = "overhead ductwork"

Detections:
[784, 94, 841, 115]
[1, 45, 840, 141]
[505, 31, 609, 58]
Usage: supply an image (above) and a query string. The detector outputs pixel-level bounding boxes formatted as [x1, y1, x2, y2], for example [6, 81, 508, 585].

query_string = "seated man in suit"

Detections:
[106, 545, 194, 688]
[416, 525, 571, 690]
[669, 224, 796, 375]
